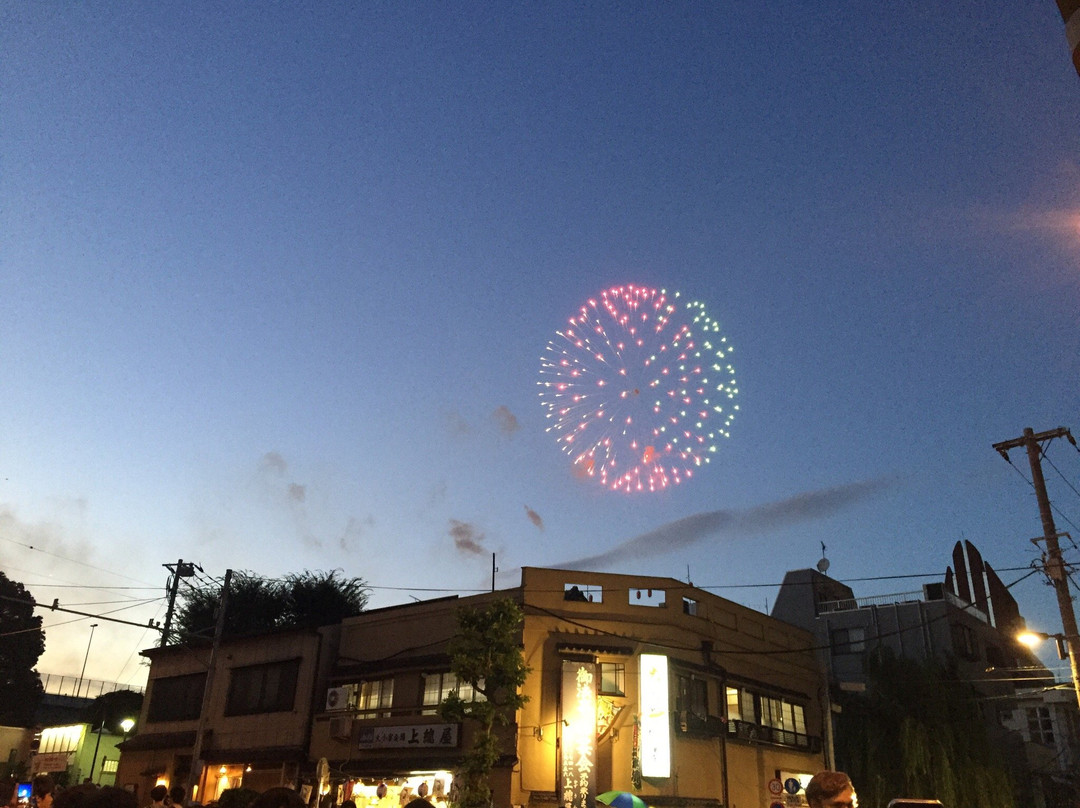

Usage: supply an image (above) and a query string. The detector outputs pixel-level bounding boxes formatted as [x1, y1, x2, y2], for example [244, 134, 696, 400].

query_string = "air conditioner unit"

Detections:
[325, 686, 349, 712]
[329, 716, 353, 741]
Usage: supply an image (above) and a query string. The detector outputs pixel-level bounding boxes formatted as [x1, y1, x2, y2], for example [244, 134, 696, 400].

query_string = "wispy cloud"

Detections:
[524, 505, 544, 531]
[491, 405, 520, 436]
[554, 477, 896, 570]
[450, 519, 486, 555]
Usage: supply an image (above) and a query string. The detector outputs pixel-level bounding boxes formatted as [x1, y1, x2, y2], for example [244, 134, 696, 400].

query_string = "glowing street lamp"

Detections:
[1017, 630, 1072, 660]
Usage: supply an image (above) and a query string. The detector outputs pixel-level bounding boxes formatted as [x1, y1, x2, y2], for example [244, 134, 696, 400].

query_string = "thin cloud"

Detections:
[260, 452, 287, 475]
[524, 505, 544, 531]
[555, 477, 896, 570]
[450, 519, 486, 555]
[492, 405, 520, 436]
[288, 483, 306, 503]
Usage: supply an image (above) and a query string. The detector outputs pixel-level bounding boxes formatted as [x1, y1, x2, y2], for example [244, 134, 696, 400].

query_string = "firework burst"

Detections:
[538, 284, 738, 493]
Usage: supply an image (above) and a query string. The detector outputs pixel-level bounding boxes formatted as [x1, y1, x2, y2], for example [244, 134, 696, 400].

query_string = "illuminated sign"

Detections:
[639, 654, 670, 778]
[357, 724, 458, 748]
[560, 660, 597, 808]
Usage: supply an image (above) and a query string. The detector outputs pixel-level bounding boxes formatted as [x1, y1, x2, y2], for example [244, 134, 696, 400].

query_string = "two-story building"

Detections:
[310, 566, 828, 808]
[116, 625, 339, 802]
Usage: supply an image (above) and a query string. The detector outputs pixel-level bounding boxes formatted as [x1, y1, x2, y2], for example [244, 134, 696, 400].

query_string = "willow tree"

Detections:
[439, 598, 531, 808]
[834, 649, 1017, 808]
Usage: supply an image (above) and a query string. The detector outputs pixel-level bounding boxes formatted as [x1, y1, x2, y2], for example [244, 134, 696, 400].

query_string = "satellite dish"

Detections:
[816, 557, 830, 573]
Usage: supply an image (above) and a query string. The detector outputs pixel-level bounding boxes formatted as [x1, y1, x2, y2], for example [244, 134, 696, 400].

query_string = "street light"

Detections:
[1017, 630, 1073, 661]
[120, 718, 135, 735]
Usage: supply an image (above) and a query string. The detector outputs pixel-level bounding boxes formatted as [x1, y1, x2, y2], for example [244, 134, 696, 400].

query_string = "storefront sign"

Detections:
[560, 660, 597, 808]
[639, 654, 670, 778]
[357, 724, 458, 749]
[32, 752, 72, 774]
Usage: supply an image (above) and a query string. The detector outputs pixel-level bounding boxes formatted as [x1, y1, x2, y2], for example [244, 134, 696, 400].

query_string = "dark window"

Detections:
[675, 674, 707, 720]
[225, 659, 301, 716]
[830, 627, 866, 654]
[147, 672, 207, 722]
[951, 624, 980, 661]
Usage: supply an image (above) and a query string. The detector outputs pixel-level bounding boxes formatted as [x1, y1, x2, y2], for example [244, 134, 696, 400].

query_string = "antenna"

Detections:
[816, 541, 830, 574]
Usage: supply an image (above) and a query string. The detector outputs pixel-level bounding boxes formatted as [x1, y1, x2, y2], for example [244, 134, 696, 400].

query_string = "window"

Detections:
[101, 759, 118, 774]
[421, 672, 483, 715]
[675, 674, 708, 721]
[225, 659, 300, 716]
[1027, 707, 1055, 745]
[630, 588, 665, 607]
[356, 677, 395, 718]
[726, 686, 754, 723]
[564, 584, 602, 603]
[951, 623, 979, 661]
[830, 627, 865, 654]
[599, 663, 625, 696]
[725, 685, 809, 748]
[147, 672, 207, 722]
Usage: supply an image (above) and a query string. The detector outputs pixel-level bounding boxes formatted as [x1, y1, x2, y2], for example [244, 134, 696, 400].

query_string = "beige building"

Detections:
[312, 567, 827, 808]
[116, 625, 338, 802]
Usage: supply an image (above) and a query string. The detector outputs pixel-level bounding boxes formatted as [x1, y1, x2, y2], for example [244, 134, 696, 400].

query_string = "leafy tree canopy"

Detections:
[174, 569, 368, 642]
[0, 571, 45, 726]
[835, 649, 1017, 808]
[439, 597, 530, 808]
[81, 689, 144, 732]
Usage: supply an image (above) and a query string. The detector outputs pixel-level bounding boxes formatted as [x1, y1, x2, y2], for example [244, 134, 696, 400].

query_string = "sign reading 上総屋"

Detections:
[356, 724, 458, 749]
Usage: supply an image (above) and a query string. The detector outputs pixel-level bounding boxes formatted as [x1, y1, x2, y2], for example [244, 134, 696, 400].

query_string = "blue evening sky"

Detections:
[3, 2, 1079, 686]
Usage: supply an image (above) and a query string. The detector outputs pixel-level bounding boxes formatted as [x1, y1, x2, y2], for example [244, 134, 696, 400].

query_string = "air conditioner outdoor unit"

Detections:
[329, 716, 353, 741]
[325, 686, 349, 712]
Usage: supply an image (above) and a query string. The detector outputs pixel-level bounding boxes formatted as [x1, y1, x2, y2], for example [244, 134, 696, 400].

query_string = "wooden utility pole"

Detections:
[993, 426, 1080, 708]
[185, 569, 232, 804]
[161, 559, 199, 647]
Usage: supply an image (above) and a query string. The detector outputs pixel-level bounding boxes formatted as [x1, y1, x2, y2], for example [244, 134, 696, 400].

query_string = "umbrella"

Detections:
[597, 792, 649, 808]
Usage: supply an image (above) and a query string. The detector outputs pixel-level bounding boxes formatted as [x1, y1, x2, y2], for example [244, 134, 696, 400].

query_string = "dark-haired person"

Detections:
[31, 776, 55, 808]
[805, 771, 856, 808]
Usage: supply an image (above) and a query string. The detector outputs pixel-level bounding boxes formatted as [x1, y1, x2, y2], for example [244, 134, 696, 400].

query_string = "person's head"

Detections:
[150, 787, 168, 805]
[805, 771, 856, 808]
[0, 781, 16, 808]
[168, 787, 184, 808]
[32, 775, 55, 808]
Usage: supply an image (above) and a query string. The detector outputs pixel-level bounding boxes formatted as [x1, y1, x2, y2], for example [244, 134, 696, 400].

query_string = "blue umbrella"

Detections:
[597, 792, 648, 808]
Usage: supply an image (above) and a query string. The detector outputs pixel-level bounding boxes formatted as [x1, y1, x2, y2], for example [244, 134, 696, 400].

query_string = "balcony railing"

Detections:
[726, 719, 821, 753]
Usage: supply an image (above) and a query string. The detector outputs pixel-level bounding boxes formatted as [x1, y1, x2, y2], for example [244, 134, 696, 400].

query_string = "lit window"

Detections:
[355, 678, 394, 718]
[421, 672, 485, 715]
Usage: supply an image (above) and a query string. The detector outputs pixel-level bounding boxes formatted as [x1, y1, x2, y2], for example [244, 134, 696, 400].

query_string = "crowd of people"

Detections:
[0, 770, 858, 808]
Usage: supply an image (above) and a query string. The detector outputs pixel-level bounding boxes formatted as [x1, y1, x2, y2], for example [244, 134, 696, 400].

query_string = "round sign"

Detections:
[784, 779, 802, 795]
[768, 779, 784, 796]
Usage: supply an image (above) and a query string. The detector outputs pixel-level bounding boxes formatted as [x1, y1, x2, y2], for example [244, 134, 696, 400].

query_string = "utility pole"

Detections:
[161, 559, 199, 647]
[993, 426, 1080, 709]
[185, 569, 232, 804]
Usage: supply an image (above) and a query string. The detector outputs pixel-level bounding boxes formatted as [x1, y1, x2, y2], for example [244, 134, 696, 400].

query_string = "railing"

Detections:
[817, 590, 989, 623]
[726, 719, 821, 752]
[39, 672, 144, 699]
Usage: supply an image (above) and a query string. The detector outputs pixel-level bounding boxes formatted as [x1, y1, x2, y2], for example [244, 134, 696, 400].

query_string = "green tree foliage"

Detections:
[439, 598, 531, 808]
[835, 649, 1016, 808]
[81, 689, 144, 731]
[0, 571, 45, 726]
[175, 569, 368, 642]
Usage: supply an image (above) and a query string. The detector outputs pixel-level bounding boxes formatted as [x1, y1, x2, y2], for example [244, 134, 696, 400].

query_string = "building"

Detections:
[1001, 685, 1080, 808]
[116, 625, 339, 802]
[771, 540, 1074, 808]
[310, 566, 828, 808]
[32, 722, 133, 785]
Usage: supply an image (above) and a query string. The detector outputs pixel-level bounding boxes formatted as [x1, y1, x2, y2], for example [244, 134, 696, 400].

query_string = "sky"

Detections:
[2, 2, 1080, 690]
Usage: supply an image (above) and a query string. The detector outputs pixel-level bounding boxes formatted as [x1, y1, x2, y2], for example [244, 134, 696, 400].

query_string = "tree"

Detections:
[834, 649, 1017, 808]
[0, 571, 45, 726]
[174, 569, 368, 641]
[439, 598, 530, 808]
[81, 689, 144, 731]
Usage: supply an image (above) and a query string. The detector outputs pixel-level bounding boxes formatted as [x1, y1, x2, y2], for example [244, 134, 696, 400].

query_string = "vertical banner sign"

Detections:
[560, 660, 597, 808]
[639, 654, 670, 778]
